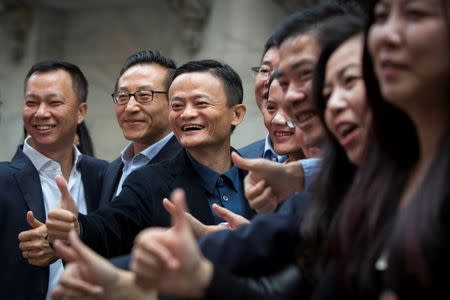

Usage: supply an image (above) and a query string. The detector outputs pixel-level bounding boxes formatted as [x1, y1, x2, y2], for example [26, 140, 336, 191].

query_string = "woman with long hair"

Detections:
[329, 0, 450, 298]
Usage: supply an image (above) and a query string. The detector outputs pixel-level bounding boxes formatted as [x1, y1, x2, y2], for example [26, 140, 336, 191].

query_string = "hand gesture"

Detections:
[46, 175, 80, 244]
[132, 189, 213, 298]
[18, 211, 57, 266]
[162, 198, 249, 239]
[232, 152, 304, 212]
[52, 231, 155, 300]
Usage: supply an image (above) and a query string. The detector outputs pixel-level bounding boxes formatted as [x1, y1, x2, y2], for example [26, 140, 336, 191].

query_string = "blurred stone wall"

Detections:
[0, 0, 311, 161]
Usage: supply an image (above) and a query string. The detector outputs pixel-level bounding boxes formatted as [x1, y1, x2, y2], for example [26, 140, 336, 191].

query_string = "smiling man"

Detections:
[46, 59, 255, 258]
[99, 50, 182, 206]
[0, 61, 108, 300]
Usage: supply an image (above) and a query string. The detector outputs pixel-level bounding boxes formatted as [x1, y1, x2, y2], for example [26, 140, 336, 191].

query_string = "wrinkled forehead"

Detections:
[278, 33, 320, 74]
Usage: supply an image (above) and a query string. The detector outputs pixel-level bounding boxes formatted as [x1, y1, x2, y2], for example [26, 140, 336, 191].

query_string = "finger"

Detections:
[66, 230, 97, 266]
[47, 232, 72, 244]
[59, 273, 104, 296]
[162, 197, 176, 216]
[231, 152, 255, 171]
[134, 229, 178, 269]
[245, 179, 267, 203]
[18, 227, 45, 242]
[53, 239, 78, 262]
[211, 204, 249, 228]
[48, 209, 77, 223]
[19, 239, 48, 251]
[26, 211, 44, 228]
[249, 186, 277, 213]
[56, 175, 77, 213]
[257, 199, 278, 214]
[170, 189, 189, 230]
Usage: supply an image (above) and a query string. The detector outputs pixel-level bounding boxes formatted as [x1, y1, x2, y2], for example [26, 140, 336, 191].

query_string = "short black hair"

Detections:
[171, 59, 243, 108]
[114, 50, 177, 93]
[24, 60, 88, 103]
[260, 34, 279, 64]
[273, 1, 362, 48]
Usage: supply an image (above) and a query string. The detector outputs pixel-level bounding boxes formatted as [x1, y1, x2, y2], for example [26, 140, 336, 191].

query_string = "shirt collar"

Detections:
[187, 151, 240, 194]
[263, 134, 287, 163]
[120, 132, 174, 164]
[23, 136, 82, 172]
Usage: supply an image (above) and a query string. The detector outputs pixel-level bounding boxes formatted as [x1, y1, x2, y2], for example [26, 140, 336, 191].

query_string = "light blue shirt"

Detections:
[263, 134, 287, 163]
[23, 137, 86, 300]
[299, 158, 322, 191]
[115, 132, 174, 196]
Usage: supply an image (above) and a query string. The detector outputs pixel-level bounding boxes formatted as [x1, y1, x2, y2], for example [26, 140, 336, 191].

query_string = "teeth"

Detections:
[182, 124, 205, 131]
[35, 125, 55, 130]
[274, 132, 292, 137]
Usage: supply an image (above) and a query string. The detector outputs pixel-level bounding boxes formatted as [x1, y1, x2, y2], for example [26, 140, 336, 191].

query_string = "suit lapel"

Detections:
[170, 150, 215, 225]
[11, 148, 46, 222]
[100, 158, 123, 206]
[150, 135, 181, 164]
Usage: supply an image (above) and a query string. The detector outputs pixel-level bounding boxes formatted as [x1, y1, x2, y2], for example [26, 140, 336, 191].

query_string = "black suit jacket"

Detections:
[99, 135, 181, 207]
[80, 149, 256, 258]
[0, 147, 107, 300]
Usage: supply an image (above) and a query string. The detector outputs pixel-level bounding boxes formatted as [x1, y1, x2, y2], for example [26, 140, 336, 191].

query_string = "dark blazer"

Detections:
[111, 192, 310, 274]
[238, 138, 265, 159]
[0, 147, 108, 300]
[80, 149, 256, 258]
[99, 135, 181, 207]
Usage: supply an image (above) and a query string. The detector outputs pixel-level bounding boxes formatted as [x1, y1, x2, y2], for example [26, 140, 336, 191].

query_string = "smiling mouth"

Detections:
[274, 131, 293, 137]
[181, 124, 205, 132]
[34, 125, 56, 130]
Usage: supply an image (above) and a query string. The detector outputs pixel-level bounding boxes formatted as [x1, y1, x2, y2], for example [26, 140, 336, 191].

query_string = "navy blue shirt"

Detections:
[187, 152, 246, 224]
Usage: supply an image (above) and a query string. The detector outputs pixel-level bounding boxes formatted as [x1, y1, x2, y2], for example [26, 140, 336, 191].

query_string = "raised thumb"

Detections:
[170, 189, 189, 233]
[55, 175, 76, 212]
[26, 210, 43, 228]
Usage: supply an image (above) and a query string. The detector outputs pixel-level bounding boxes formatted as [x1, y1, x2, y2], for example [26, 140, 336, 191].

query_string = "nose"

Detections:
[180, 103, 198, 119]
[282, 83, 307, 113]
[272, 110, 288, 126]
[370, 12, 403, 52]
[125, 95, 140, 112]
[34, 102, 50, 118]
[326, 89, 347, 116]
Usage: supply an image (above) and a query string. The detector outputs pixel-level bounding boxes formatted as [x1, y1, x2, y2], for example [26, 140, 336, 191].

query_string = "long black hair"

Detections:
[333, 0, 450, 297]
[295, 13, 366, 287]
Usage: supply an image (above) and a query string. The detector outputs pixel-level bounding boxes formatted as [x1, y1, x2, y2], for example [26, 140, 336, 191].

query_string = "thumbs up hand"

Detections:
[132, 189, 213, 297]
[18, 211, 58, 266]
[56, 175, 78, 214]
[46, 175, 80, 244]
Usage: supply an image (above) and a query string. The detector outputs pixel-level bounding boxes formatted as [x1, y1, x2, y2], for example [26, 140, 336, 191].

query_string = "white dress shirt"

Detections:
[23, 137, 87, 300]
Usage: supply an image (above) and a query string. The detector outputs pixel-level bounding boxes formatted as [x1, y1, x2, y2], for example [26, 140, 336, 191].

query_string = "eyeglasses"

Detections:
[251, 66, 272, 80]
[111, 90, 167, 105]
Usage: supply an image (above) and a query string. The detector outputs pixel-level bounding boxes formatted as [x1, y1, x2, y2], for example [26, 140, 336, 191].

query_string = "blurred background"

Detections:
[0, 0, 318, 161]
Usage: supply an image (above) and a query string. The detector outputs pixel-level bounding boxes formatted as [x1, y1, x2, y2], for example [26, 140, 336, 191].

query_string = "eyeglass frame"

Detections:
[111, 90, 168, 105]
[250, 66, 272, 80]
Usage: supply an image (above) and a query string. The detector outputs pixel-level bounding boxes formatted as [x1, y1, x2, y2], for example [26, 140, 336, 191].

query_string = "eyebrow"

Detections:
[336, 63, 360, 78]
[290, 59, 316, 72]
[324, 63, 361, 89]
[118, 85, 154, 91]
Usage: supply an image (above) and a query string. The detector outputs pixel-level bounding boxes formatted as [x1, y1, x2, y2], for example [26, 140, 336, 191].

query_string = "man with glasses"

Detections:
[239, 36, 288, 163]
[99, 50, 181, 206]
